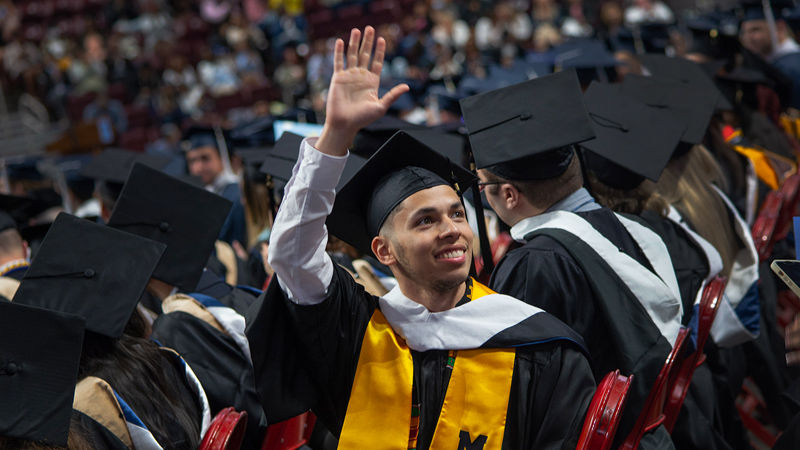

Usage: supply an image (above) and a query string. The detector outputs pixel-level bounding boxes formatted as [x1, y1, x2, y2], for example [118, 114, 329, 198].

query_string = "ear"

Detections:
[499, 183, 520, 210]
[371, 235, 397, 267]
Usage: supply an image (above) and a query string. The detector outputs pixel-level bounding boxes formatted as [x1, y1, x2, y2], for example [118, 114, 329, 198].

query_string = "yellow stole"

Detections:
[726, 129, 797, 190]
[338, 280, 517, 449]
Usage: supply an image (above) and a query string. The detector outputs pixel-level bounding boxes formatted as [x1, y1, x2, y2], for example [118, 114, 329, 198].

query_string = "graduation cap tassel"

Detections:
[266, 175, 277, 225]
[213, 124, 236, 179]
[468, 157, 495, 282]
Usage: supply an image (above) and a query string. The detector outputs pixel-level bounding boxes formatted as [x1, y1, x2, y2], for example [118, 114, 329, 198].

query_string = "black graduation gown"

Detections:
[151, 311, 267, 448]
[629, 211, 748, 450]
[71, 410, 129, 449]
[246, 265, 596, 449]
[488, 207, 674, 448]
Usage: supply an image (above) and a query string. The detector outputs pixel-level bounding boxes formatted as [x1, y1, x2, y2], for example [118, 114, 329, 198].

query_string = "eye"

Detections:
[416, 216, 433, 226]
[451, 210, 465, 219]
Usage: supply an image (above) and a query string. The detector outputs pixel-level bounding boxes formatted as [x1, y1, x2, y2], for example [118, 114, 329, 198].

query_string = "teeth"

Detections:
[438, 249, 465, 259]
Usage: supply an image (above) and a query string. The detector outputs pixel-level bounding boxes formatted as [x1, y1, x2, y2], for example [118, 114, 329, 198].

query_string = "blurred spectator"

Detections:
[83, 90, 128, 134]
[474, 1, 532, 51]
[624, 0, 674, 27]
[0, 0, 20, 44]
[274, 45, 306, 106]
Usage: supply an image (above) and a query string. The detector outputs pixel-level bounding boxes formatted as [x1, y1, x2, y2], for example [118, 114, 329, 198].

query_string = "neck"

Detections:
[147, 278, 176, 301]
[0, 255, 26, 266]
[395, 277, 467, 313]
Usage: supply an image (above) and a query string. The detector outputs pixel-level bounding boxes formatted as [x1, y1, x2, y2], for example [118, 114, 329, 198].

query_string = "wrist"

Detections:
[315, 126, 357, 156]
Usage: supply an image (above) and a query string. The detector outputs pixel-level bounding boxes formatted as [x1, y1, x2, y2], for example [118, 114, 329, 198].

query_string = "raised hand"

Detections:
[316, 26, 409, 156]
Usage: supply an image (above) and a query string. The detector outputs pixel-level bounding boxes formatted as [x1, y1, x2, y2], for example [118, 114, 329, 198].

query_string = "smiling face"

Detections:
[371, 184, 473, 293]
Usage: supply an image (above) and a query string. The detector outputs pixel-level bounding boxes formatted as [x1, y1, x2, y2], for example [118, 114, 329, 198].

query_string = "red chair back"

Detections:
[576, 370, 633, 450]
[620, 327, 691, 449]
[751, 190, 784, 262]
[199, 407, 248, 450]
[662, 277, 727, 432]
[775, 173, 800, 240]
[261, 412, 317, 450]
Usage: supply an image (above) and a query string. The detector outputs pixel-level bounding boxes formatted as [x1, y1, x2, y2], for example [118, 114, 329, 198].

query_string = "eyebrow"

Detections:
[409, 202, 464, 218]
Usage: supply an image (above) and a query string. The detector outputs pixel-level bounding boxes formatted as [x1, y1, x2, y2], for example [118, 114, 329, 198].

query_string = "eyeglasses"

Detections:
[477, 181, 504, 192]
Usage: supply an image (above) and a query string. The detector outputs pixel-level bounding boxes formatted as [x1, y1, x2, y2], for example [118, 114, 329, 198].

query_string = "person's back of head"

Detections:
[653, 145, 740, 275]
[78, 318, 202, 449]
[0, 227, 25, 263]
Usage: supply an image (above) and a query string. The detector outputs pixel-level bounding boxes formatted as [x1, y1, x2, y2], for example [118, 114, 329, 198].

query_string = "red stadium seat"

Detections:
[124, 104, 153, 129]
[751, 190, 784, 262]
[576, 370, 633, 450]
[199, 407, 248, 450]
[775, 173, 800, 240]
[66, 91, 98, 122]
[118, 127, 159, 152]
[620, 327, 691, 449]
[261, 412, 316, 450]
[662, 277, 727, 432]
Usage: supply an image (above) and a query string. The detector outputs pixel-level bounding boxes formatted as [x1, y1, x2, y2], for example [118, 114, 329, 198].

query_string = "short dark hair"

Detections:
[484, 152, 583, 210]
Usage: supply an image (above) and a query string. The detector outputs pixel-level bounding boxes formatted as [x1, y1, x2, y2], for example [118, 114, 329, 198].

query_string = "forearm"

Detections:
[268, 137, 348, 304]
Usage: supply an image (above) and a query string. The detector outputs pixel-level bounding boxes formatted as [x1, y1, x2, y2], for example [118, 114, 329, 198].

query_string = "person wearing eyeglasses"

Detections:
[461, 71, 680, 449]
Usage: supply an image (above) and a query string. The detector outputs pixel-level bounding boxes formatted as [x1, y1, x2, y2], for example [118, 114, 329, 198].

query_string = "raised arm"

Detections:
[268, 26, 409, 304]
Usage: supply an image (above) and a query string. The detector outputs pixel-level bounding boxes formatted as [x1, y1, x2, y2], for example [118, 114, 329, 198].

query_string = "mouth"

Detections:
[435, 246, 468, 262]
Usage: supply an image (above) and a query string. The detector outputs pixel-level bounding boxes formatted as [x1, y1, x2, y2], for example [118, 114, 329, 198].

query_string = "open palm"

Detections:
[325, 27, 409, 136]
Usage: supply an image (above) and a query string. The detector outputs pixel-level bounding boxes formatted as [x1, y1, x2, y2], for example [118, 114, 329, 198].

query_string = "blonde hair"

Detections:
[651, 145, 740, 275]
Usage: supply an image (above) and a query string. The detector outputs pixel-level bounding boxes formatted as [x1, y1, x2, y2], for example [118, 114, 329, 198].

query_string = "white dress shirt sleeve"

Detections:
[267, 137, 348, 305]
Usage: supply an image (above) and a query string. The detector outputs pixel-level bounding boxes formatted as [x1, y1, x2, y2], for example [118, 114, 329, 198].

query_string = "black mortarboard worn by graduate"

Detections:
[0, 302, 84, 447]
[580, 81, 685, 189]
[108, 163, 232, 291]
[637, 53, 733, 111]
[13, 213, 166, 338]
[460, 68, 595, 180]
[326, 130, 475, 256]
[81, 148, 171, 212]
[81, 148, 171, 185]
[261, 132, 367, 190]
[247, 129, 594, 449]
[620, 74, 718, 147]
[460, 71, 681, 446]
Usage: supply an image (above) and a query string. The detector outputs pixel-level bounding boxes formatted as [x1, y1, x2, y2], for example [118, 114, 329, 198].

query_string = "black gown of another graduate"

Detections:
[630, 210, 749, 450]
[247, 265, 597, 450]
[489, 207, 674, 449]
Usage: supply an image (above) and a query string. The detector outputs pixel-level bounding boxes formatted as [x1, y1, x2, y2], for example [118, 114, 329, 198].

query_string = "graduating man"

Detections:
[247, 26, 596, 449]
[461, 71, 681, 448]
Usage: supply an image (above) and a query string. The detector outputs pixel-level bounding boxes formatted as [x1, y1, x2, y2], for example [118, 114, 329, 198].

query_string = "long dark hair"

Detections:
[78, 311, 202, 448]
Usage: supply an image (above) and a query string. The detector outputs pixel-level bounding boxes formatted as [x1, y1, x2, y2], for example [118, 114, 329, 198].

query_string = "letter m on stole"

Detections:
[457, 430, 487, 450]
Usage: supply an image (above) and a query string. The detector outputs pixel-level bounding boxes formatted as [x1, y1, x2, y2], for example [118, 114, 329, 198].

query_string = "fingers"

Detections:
[358, 26, 375, 68]
[371, 37, 386, 75]
[379, 83, 410, 110]
[333, 38, 344, 72]
[347, 28, 360, 69]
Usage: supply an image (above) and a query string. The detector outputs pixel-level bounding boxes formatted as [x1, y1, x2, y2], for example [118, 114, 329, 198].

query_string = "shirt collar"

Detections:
[510, 188, 601, 242]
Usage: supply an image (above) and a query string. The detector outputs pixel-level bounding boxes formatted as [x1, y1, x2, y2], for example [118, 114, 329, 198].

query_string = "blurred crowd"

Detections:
[0, 0, 768, 135]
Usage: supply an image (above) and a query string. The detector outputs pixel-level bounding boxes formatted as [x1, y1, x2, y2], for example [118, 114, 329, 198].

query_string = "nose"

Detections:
[439, 215, 461, 240]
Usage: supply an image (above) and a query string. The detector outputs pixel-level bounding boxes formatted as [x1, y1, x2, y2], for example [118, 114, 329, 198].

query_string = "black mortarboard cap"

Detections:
[269, 132, 305, 161]
[260, 136, 367, 190]
[0, 302, 85, 446]
[404, 129, 469, 169]
[620, 75, 718, 145]
[80, 148, 170, 184]
[637, 54, 733, 110]
[784, 5, 800, 31]
[460, 69, 595, 179]
[107, 163, 232, 290]
[580, 82, 685, 189]
[6, 158, 43, 181]
[327, 131, 476, 256]
[13, 213, 165, 338]
[185, 125, 225, 151]
[352, 116, 426, 157]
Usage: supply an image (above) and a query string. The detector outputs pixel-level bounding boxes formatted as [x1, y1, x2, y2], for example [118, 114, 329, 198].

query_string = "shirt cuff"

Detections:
[297, 137, 349, 191]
